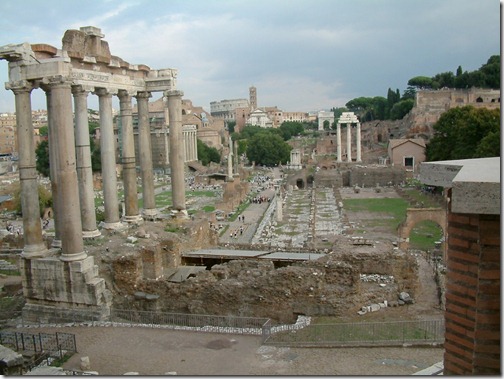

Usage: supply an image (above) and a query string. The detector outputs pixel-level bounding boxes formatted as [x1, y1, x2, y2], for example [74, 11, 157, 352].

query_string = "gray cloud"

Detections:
[0, 0, 499, 113]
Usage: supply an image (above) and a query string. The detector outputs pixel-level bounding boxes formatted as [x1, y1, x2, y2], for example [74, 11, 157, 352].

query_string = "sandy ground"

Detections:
[15, 324, 443, 376]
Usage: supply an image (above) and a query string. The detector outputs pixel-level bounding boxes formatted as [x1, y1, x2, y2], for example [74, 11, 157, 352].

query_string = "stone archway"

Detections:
[398, 208, 447, 255]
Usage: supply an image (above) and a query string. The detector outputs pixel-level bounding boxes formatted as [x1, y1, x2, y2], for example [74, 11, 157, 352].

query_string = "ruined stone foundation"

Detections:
[20, 252, 112, 323]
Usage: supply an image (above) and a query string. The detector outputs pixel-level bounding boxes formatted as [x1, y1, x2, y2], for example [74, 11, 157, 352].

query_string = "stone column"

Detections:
[47, 77, 86, 261]
[72, 85, 101, 238]
[346, 124, 352, 163]
[356, 122, 362, 163]
[136, 91, 157, 219]
[95, 88, 122, 229]
[163, 97, 170, 166]
[165, 90, 187, 216]
[227, 136, 233, 181]
[9, 81, 48, 258]
[118, 90, 143, 224]
[44, 85, 62, 248]
[336, 122, 342, 162]
[183, 129, 188, 162]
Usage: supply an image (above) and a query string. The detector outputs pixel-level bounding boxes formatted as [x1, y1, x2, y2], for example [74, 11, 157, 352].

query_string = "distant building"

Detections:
[246, 109, 273, 128]
[388, 138, 426, 171]
[210, 98, 249, 122]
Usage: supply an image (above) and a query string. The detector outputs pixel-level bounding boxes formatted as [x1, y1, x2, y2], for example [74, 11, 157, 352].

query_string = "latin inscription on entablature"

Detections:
[70, 69, 146, 92]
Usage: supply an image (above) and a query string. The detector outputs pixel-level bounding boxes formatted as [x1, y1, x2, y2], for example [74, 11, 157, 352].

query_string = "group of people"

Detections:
[229, 225, 245, 239]
[252, 196, 270, 204]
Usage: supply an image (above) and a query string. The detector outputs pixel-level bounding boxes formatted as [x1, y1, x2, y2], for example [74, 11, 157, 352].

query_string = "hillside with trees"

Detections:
[341, 55, 500, 124]
[425, 106, 500, 161]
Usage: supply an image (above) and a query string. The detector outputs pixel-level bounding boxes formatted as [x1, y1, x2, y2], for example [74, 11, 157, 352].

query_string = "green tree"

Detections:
[39, 126, 48, 137]
[390, 99, 414, 120]
[197, 139, 221, 166]
[246, 132, 291, 166]
[13, 184, 52, 217]
[226, 121, 236, 134]
[35, 140, 50, 177]
[426, 106, 500, 161]
[279, 121, 304, 140]
[407, 76, 435, 89]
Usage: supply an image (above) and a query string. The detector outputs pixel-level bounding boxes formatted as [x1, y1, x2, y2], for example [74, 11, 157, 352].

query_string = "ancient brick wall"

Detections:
[443, 210, 500, 375]
[115, 249, 418, 323]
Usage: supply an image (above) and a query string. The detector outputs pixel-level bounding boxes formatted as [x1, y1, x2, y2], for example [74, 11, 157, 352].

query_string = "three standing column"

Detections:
[346, 123, 352, 163]
[356, 122, 362, 163]
[165, 90, 187, 216]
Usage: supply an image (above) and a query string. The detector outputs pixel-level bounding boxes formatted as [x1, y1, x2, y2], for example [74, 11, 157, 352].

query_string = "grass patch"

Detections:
[202, 205, 216, 213]
[402, 188, 440, 207]
[409, 220, 443, 250]
[343, 198, 408, 231]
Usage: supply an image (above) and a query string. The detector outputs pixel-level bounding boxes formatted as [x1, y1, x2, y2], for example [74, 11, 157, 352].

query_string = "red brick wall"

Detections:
[443, 197, 501, 375]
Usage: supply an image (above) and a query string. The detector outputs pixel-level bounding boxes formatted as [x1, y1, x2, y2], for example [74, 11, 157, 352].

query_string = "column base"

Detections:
[142, 208, 159, 220]
[59, 251, 88, 262]
[82, 229, 102, 239]
[51, 239, 62, 248]
[171, 209, 189, 219]
[20, 243, 52, 259]
[100, 221, 127, 231]
[122, 214, 144, 224]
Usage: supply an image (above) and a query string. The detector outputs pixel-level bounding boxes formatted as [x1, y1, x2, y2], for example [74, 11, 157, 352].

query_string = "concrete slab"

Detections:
[419, 157, 500, 215]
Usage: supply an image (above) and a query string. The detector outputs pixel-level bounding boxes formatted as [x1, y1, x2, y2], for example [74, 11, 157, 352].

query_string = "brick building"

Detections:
[420, 157, 500, 375]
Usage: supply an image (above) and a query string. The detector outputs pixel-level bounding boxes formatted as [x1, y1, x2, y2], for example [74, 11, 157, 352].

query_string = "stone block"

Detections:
[80, 356, 91, 371]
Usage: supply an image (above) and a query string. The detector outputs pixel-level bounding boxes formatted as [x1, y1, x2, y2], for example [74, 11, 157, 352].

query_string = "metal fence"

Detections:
[262, 319, 445, 347]
[0, 331, 77, 353]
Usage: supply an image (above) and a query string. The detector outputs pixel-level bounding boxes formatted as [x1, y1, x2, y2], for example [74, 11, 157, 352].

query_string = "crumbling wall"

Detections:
[111, 249, 418, 323]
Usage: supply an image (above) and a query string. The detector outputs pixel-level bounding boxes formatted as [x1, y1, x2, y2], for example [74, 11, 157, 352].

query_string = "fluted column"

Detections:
[95, 88, 122, 229]
[356, 122, 362, 163]
[336, 122, 342, 162]
[346, 124, 352, 163]
[136, 91, 157, 219]
[166, 90, 187, 215]
[43, 85, 61, 248]
[9, 81, 48, 258]
[72, 85, 101, 238]
[118, 90, 143, 224]
[47, 77, 86, 261]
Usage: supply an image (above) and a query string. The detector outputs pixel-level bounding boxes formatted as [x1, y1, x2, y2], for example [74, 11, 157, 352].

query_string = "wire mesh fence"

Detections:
[262, 318, 445, 347]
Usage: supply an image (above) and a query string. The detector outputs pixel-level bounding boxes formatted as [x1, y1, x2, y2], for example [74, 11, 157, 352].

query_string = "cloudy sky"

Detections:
[0, 0, 500, 113]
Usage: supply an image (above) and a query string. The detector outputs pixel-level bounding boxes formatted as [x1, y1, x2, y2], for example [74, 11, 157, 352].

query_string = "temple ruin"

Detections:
[0, 26, 187, 321]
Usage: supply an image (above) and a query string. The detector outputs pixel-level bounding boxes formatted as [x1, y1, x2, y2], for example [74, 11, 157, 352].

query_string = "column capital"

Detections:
[71, 84, 93, 96]
[135, 91, 152, 100]
[117, 89, 136, 100]
[6, 79, 34, 93]
[94, 87, 117, 97]
[164, 89, 184, 98]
